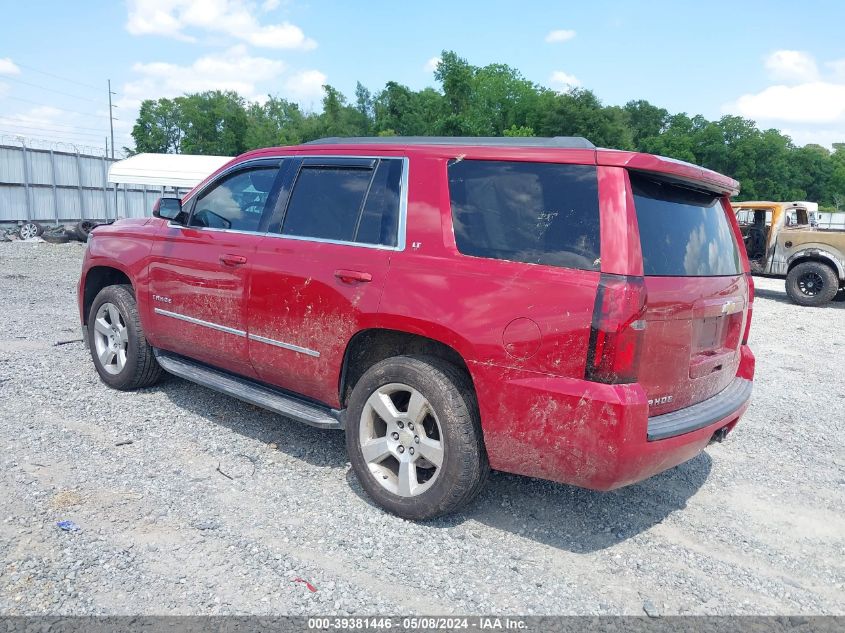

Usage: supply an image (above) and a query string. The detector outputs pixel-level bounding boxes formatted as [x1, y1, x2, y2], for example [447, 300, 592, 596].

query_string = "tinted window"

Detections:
[447, 160, 600, 270]
[281, 160, 401, 246]
[632, 174, 741, 277]
[282, 166, 371, 242]
[190, 167, 278, 231]
[355, 159, 402, 247]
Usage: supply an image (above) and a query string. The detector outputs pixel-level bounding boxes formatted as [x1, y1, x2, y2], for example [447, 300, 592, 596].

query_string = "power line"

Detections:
[11, 62, 102, 91]
[0, 124, 111, 141]
[2, 76, 101, 104]
[1, 96, 107, 120]
[0, 117, 110, 134]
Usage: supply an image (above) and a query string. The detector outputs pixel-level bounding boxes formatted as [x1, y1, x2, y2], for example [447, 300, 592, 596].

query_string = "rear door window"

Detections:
[632, 173, 742, 277]
[279, 158, 402, 247]
[447, 160, 601, 270]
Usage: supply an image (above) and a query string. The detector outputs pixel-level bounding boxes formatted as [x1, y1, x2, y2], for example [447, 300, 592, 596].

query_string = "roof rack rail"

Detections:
[304, 136, 595, 149]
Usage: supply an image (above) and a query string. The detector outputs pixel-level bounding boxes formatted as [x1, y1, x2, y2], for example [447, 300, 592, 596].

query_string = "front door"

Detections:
[148, 161, 283, 377]
[247, 155, 405, 407]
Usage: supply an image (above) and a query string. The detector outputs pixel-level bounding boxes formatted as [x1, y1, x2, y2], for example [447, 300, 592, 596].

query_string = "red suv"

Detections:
[78, 137, 755, 519]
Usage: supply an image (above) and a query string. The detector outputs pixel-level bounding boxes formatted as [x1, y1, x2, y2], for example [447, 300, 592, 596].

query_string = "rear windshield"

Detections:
[632, 173, 742, 277]
[447, 160, 600, 270]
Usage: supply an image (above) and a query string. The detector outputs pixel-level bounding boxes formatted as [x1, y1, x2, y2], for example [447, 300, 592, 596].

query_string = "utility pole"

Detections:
[107, 79, 116, 159]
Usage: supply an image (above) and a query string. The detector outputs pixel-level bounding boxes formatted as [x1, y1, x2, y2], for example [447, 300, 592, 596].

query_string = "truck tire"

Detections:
[41, 230, 70, 244]
[87, 284, 162, 390]
[346, 355, 489, 520]
[73, 220, 98, 242]
[785, 261, 839, 307]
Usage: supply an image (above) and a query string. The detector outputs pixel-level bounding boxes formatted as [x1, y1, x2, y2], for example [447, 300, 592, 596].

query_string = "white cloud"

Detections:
[545, 29, 576, 43]
[549, 71, 581, 91]
[723, 50, 845, 147]
[780, 126, 845, 149]
[0, 57, 21, 75]
[727, 82, 845, 124]
[121, 45, 286, 107]
[126, 0, 316, 50]
[423, 56, 441, 73]
[261, 0, 280, 10]
[764, 50, 819, 82]
[283, 69, 326, 103]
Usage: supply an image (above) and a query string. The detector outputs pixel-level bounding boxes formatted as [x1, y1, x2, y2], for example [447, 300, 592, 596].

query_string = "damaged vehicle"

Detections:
[733, 201, 845, 306]
[78, 137, 755, 519]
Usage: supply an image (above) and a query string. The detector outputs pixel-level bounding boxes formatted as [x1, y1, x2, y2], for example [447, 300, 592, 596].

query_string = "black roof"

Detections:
[304, 136, 595, 149]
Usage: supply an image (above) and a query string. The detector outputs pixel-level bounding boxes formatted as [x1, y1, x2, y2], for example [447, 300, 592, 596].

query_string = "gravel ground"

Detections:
[0, 241, 843, 616]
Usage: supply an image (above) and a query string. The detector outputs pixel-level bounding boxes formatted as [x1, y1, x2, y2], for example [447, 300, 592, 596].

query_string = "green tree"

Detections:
[245, 97, 305, 148]
[132, 98, 183, 153]
[130, 50, 844, 206]
[178, 91, 248, 156]
[624, 100, 668, 149]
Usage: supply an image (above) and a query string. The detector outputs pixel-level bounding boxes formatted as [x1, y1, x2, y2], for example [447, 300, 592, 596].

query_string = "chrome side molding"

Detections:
[154, 308, 320, 357]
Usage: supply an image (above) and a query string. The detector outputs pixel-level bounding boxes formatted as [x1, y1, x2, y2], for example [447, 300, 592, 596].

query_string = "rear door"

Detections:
[630, 172, 749, 416]
[246, 155, 405, 406]
[147, 160, 283, 377]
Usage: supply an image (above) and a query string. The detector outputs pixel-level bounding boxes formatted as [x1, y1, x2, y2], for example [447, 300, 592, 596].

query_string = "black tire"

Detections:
[785, 261, 839, 307]
[87, 284, 162, 390]
[346, 355, 489, 520]
[73, 220, 98, 242]
[41, 231, 70, 244]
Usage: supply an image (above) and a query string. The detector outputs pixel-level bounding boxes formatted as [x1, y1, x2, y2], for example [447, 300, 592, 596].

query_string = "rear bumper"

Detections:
[647, 377, 752, 441]
[471, 344, 755, 491]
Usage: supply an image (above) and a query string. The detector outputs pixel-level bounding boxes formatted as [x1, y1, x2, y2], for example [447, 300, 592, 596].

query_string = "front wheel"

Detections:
[785, 261, 839, 306]
[88, 284, 162, 390]
[346, 355, 488, 520]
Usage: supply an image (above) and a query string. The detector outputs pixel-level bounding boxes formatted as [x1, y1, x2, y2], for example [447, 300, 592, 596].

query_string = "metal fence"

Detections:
[0, 140, 168, 225]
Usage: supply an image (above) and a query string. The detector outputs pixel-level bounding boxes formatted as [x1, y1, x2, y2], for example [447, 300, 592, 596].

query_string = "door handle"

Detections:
[219, 254, 248, 266]
[334, 269, 372, 284]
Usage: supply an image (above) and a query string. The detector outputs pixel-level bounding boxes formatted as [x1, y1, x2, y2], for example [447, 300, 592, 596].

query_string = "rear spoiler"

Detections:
[596, 150, 740, 196]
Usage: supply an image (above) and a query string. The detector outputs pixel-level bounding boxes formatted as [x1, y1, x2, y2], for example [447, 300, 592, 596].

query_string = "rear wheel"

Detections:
[88, 284, 162, 390]
[785, 261, 839, 306]
[346, 355, 488, 520]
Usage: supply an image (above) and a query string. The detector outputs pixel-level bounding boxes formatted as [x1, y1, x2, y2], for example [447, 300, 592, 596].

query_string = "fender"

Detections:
[787, 247, 845, 280]
[80, 219, 159, 331]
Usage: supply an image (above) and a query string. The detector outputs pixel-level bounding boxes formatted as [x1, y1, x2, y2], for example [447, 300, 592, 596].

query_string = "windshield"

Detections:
[632, 173, 742, 277]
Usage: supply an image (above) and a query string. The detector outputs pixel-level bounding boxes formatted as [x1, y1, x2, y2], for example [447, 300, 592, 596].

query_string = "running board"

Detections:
[154, 350, 343, 430]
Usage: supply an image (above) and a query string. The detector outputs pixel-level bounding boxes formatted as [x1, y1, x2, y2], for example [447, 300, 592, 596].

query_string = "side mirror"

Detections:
[153, 196, 186, 224]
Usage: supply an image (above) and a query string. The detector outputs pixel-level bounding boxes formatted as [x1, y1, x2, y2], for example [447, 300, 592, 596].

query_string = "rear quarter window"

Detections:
[447, 160, 601, 271]
[632, 173, 742, 277]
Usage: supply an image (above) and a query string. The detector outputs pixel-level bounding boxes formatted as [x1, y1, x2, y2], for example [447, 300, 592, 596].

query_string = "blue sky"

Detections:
[1, 0, 844, 155]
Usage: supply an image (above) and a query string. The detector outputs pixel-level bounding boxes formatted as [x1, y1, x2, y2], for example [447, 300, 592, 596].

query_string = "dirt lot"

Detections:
[0, 241, 843, 616]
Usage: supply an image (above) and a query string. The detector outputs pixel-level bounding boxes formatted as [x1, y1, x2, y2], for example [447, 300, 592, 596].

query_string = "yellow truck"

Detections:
[733, 201, 845, 306]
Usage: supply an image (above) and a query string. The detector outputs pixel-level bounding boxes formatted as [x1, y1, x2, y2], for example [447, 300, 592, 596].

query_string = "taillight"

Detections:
[742, 273, 754, 345]
[585, 274, 647, 384]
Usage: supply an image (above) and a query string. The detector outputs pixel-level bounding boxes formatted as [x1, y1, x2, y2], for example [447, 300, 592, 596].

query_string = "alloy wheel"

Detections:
[92, 302, 129, 375]
[19, 223, 39, 240]
[359, 382, 445, 497]
[798, 271, 824, 296]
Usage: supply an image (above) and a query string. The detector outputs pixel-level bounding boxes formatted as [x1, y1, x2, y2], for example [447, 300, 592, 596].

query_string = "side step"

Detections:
[154, 349, 344, 430]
